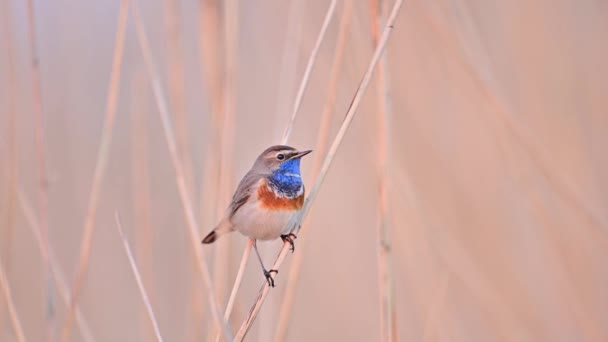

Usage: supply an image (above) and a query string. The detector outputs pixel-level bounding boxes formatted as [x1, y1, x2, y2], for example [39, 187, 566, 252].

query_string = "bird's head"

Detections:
[254, 145, 312, 177]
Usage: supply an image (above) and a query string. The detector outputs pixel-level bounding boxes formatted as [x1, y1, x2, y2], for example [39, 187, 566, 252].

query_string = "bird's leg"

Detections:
[280, 233, 297, 253]
[253, 239, 278, 287]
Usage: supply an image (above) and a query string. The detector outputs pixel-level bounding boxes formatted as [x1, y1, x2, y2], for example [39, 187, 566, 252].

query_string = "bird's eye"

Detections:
[276, 153, 285, 160]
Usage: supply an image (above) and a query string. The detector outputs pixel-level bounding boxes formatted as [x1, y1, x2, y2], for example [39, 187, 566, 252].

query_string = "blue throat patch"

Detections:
[268, 158, 303, 197]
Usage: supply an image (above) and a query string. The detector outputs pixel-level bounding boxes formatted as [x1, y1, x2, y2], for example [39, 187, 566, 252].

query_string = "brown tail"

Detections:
[202, 230, 218, 244]
[201, 218, 232, 244]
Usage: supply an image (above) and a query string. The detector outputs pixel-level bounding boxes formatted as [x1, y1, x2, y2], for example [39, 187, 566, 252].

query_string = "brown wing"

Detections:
[228, 171, 262, 218]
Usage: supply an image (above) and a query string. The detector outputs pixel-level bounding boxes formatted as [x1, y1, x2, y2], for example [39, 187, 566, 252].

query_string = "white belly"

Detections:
[231, 200, 300, 240]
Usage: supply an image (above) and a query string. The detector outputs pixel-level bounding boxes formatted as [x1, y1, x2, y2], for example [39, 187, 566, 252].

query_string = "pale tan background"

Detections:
[1, 0, 607, 341]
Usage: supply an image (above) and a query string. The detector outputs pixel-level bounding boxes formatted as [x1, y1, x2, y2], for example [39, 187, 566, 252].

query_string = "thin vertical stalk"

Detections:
[199, 1, 236, 339]
[25, 0, 53, 339]
[130, 68, 154, 342]
[223, 2, 341, 337]
[280, 0, 338, 144]
[197, 0, 224, 339]
[197, 0, 223, 232]
[223, 241, 251, 321]
[425, 1, 607, 230]
[0, 256, 26, 342]
[1, 2, 18, 328]
[60, 1, 129, 340]
[213, 240, 253, 342]
[235, 1, 404, 338]
[369, 0, 397, 340]
[131, 2, 233, 340]
[273, 0, 303, 140]
[423, 4, 606, 339]
[273, 2, 353, 340]
[212, 0, 239, 336]
[115, 214, 164, 342]
[164, 0, 195, 195]
[18, 190, 96, 342]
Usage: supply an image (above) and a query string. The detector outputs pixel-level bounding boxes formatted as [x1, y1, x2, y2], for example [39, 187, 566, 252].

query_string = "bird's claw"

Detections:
[281, 233, 297, 253]
[264, 269, 278, 287]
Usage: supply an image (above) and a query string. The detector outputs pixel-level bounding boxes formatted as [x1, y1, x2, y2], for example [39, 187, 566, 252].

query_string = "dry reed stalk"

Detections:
[215, 239, 253, 342]
[426, 5, 607, 336]
[213, 140, 232, 330]
[197, 0, 223, 232]
[131, 2, 233, 340]
[130, 68, 155, 342]
[197, 0, 224, 338]
[221, 0, 238, 163]
[273, 0, 303, 140]
[280, 0, 338, 144]
[224, 241, 252, 319]
[210, 161, 238, 336]
[197, 0, 224, 240]
[60, 1, 129, 340]
[390, 167, 516, 341]
[469, 24, 606, 231]
[213, 240, 252, 342]
[219, 1, 340, 338]
[25, 0, 53, 339]
[369, 0, 397, 340]
[0, 255, 26, 342]
[0, 0, 18, 328]
[115, 213, 164, 342]
[425, 1, 608, 231]
[235, 1, 404, 339]
[434, 4, 606, 338]
[273, 2, 353, 340]
[213, 0, 239, 334]
[17, 189, 96, 342]
[164, 0, 195, 195]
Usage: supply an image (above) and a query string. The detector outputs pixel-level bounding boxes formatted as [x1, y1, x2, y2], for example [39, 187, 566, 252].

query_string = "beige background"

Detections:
[1, 0, 607, 341]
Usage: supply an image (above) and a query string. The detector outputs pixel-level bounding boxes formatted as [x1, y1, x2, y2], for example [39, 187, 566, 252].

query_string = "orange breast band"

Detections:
[257, 178, 304, 210]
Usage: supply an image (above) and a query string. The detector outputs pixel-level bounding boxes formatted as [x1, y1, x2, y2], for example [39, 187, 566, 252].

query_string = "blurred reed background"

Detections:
[1, 0, 608, 341]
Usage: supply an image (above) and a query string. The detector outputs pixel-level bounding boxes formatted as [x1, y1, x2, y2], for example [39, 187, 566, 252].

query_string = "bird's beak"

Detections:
[289, 150, 312, 160]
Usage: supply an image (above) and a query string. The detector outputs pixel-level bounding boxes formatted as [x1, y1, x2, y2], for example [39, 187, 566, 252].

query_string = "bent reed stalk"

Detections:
[235, 0, 405, 339]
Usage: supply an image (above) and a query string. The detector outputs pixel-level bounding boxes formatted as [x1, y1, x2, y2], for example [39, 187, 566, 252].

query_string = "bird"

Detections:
[201, 145, 312, 287]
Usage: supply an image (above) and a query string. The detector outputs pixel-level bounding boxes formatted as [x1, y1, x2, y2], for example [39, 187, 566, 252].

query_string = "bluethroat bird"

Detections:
[201, 145, 312, 287]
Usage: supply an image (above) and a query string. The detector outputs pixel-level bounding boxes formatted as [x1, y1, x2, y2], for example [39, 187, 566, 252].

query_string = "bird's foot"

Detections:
[281, 233, 297, 253]
[263, 269, 278, 287]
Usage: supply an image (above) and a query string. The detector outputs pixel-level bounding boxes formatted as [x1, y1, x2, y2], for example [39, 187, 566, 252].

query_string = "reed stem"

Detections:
[115, 213, 164, 342]
[273, 2, 353, 340]
[132, 1, 233, 339]
[369, 0, 397, 339]
[17, 189, 96, 342]
[235, 0, 405, 338]
[0, 255, 26, 342]
[0, 0, 18, 330]
[280, 0, 338, 145]
[61, 1, 129, 339]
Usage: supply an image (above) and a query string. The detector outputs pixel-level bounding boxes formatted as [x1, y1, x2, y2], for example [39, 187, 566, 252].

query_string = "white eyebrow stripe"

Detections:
[284, 173, 301, 178]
